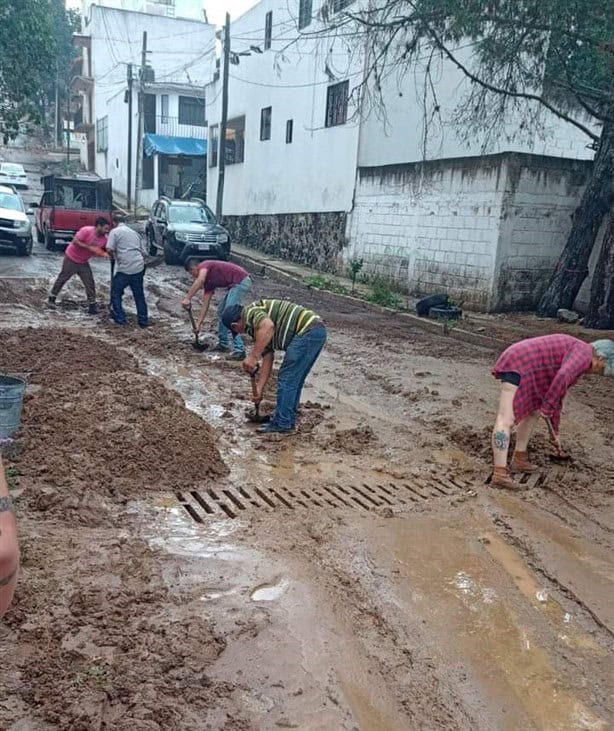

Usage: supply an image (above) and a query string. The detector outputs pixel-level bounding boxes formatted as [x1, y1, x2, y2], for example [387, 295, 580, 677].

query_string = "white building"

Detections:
[206, 0, 599, 311]
[72, 3, 214, 209]
[79, 0, 207, 22]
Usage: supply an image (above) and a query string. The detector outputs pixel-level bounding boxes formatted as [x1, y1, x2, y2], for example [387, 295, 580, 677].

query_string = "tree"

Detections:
[312, 0, 614, 324]
[0, 0, 76, 143]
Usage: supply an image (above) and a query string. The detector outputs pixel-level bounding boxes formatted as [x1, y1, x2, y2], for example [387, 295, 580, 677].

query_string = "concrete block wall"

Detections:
[347, 157, 507, 309]
[348, 153, 592, 311]
[494, 155, 592, 310]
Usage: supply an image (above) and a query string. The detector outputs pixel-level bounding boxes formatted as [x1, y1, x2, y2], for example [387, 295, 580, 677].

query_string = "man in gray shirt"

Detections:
[107, 212, 149, 328]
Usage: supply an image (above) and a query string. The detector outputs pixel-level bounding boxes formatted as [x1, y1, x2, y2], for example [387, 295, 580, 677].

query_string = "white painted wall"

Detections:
[206, 0, 362, 216]
[347, 154, 591, 311]
[85, 4, 214, 200]
[357, 46, 597, 168]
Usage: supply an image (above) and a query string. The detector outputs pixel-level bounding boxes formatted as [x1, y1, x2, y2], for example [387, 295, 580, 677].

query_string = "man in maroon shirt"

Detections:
[490, 334, 614, 489]
[181, 258, 252, 359]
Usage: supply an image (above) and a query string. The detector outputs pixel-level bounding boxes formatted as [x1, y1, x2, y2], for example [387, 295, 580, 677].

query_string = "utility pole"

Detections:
[54, 62, 59, 148]
[134, 31, 148, 212]
[215, 13, 230, 221]
[126, 64, 134, 210]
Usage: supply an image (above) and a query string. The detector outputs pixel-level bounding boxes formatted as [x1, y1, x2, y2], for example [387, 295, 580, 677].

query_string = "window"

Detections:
[226, 116, 245, 164]
[178, 96, 205, 126]
[331, 0, 354, 11]
[325, 80, 349, 127]
[264, 11, 272, 49]
[286, 119, 293, 144]
[209, 125, 218, 168]
[260, 106, 272, 141]
[298, 0, 312, 29]
[96, 116, 108, 152]
[160, 94, 169, 123]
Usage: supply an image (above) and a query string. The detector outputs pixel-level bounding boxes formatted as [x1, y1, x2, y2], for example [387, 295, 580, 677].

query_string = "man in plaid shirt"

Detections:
[491, 334, 614, 489]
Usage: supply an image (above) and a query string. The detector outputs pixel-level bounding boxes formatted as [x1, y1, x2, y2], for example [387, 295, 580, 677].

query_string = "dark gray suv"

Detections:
[145, 197, 231, 265]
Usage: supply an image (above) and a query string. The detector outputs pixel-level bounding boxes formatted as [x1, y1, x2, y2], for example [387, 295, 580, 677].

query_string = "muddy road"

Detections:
[0, 237, 613, 730]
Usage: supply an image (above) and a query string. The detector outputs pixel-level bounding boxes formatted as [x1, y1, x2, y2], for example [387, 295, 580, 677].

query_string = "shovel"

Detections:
[247, 367, 270, 424]
[543, 416, 571, 461]
[185, 305, 209, 351]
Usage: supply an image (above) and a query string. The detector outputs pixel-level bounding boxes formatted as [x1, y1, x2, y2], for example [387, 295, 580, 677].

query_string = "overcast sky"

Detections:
[65, 1, 260, 26]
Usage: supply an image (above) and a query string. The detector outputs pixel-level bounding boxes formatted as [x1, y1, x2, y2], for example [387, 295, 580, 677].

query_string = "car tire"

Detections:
[163, 239, 179, 265]
[147, 229, 157, 256]
[36, 225, 44, 243]
[44, 228, 56, 251]
[17, 237, 33, 257]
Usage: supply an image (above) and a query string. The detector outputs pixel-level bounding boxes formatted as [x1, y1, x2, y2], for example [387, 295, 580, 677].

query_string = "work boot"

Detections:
[491, 466, 523, 491]
[510, 451, 539, 473]
[47, 295, 57, 309]
[211, 343, 230, 353]
[226, 350, 245, 361]
[88, 303, 98, 315]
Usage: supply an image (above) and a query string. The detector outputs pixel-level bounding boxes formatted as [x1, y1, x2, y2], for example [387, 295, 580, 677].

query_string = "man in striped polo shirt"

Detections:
[222, 299, 327, 434]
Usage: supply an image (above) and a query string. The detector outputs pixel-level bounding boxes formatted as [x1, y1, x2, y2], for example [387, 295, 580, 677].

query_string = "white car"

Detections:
[0, 162, 28, 189]
[0, 185, 33, 256]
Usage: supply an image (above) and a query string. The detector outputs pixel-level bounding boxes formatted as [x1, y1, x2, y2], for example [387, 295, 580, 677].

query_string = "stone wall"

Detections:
[347, 153, 592, 311]
[223, 212, 347, 273]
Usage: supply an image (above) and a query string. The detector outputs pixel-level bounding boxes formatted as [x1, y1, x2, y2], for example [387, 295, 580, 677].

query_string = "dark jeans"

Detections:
[51, 256, 96, 304]
[273, 323, 327, 430]
[111, 269, 148, 326]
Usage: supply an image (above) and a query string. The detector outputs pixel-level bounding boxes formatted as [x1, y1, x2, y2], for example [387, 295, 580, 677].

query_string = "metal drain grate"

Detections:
[175, 474, 474, 521]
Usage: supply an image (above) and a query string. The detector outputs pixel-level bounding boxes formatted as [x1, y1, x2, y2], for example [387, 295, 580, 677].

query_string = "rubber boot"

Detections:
[510, 451, 539, 473]
[47, 295, 57, 309]
[491, 466, 523, 491]
[88, 303, 98, 315]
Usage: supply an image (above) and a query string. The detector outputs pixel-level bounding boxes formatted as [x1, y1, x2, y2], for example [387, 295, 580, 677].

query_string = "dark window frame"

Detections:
[331, 0, 354, 12]
[285, 119, 293, 144]
[178, 95, 205, 127]
[298, 0, 312, 29]
[264, 11, 272, 49]
[226, 115, 245, 165]
[260, 106, 272, 141]
[325, 80, 349, 128]
[142, 153, 154, 190]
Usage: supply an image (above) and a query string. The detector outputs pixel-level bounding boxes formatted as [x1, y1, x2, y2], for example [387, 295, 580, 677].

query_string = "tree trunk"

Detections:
[583, 217, 614, 329]
[536, 116, 614, 317]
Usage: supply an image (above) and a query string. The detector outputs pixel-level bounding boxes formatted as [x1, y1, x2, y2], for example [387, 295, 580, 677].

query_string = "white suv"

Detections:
[0, 185, 33, 256]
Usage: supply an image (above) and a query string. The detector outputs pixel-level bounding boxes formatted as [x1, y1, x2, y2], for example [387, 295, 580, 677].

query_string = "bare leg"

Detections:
[492, 383, 517, 468]
[515, 413, 539, 452]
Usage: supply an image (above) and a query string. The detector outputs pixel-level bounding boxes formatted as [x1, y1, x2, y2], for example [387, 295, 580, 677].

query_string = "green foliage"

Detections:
[366, 276, 402, 309]
[5, 465, 21, 490]
[0, 0, 76, 142]
[304, 274, 350, 295]
[346, 257, 364, 294]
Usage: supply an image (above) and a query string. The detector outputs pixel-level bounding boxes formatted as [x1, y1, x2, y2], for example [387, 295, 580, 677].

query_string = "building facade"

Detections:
[206, 0, 600, 310]
[72, 3, 214, 209]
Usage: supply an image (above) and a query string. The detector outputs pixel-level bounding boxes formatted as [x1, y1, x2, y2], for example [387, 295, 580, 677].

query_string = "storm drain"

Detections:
[175, 474, 474, 521]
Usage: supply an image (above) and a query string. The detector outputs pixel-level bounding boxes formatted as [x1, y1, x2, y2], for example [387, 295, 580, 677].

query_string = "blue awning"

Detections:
[143, 133, 207, 158]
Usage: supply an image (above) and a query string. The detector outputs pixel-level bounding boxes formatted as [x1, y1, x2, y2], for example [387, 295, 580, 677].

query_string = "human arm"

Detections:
[181, 268, 208, 308]
[540, 346, 593, 431]
[253, 352, 274, 403]
[194, 290, 214, 332]
[242, 317, 275, 373]
[105, 230, 117, 260]
[0, 457, 19, 618]
[71, 233, 108, 257]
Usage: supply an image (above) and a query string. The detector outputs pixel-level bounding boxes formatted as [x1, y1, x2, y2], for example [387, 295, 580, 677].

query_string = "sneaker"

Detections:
[211, 343, 230, 353]
[257, 423, 293, 435]
[138, 322, 150, 329]
[226, 350, 245, 361]
[47, 296, 57, 309]
[88, 303, 98, 315]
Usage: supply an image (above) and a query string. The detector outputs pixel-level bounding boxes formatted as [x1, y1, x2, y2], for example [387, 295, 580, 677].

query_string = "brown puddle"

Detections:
[368, 516, 607, 730]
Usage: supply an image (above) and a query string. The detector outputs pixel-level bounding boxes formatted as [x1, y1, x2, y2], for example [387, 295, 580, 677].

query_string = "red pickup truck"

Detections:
[33, 175, 114, 250]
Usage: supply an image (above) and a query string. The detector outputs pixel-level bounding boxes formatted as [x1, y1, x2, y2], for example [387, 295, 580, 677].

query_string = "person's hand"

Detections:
[252, 388, 263, 406]
[192, 322, 201, 335]
[181, 298, 191, 310]
[94, 248, 109, 258]
[242, 353, 259, 374]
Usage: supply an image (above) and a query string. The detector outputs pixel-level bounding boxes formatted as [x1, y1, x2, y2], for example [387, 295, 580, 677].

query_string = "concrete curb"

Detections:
[231, 250, 508, 353]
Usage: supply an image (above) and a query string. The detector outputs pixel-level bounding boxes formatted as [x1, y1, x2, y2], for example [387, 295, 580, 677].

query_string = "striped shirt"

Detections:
[243, 299, 321, 352]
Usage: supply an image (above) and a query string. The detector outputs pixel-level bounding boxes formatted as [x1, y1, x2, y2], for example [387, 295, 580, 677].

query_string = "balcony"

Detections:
[144, 115, 205, 140]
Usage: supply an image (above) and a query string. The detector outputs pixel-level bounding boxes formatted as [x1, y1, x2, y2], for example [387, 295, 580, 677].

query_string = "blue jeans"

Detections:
[217, 276, 251, 353]
[111, 269, 148, 326]
[273, 323, 327, 430]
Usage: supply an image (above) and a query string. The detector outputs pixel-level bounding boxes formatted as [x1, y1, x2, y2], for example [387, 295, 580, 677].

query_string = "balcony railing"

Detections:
[144, 114, 205, 140]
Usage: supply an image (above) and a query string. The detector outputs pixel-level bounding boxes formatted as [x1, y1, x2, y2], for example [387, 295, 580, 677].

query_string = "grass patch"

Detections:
[304, 274, 350, 295]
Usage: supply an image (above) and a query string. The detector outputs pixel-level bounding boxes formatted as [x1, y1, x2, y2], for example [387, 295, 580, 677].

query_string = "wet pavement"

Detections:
[1, 149, 613, 730]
